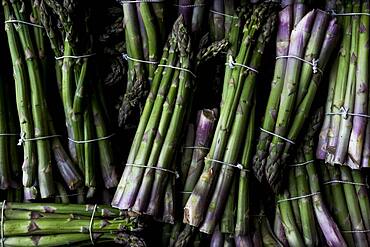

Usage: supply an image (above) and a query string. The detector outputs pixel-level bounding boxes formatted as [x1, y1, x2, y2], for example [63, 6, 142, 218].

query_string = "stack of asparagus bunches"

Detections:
[0, 202, 143, 246]
[2, 0, 83, 200]
[275, 110, 346, 247]
[317, 0, 370, 169]
[38, 0, 118, 197]
[112, 16, 195, 222]
[182, 3, 276, 235]
[118, 0, 167, 128]
[253, 4, 340, 191]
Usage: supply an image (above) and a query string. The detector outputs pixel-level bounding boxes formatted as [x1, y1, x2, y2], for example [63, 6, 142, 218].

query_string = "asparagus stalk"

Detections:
[182, 109, 217, 205]
[235, 97, 256, 236]
[0, 70, 10, 189]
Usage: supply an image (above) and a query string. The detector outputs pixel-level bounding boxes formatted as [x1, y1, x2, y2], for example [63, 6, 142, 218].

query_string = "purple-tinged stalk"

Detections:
[267, 16, 340, 189]
[253, 5, 293, 181]
[347, 0, 370, 169]
[181, 109, 217, 206]
[303, 110, 346, 247]
[264, 10, 316, 189]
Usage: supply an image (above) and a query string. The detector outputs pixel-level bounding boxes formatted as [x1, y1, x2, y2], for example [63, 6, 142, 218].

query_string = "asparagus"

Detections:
[182, 109, 217, 205]
[0, 69, 10, 189]
[118, 1, 165, 128]
[112, 37, 175, 209]
[199, 12, 276, 234]
[235, 97, 256, 236]
[253, 5, 293, 181]
[184, 4, 272, 227]
[325, 2, 352, 164]
[263, 10, 316, 189]
[113, 17, 195, 222]
[333, 0, 360, 166]
[303, 111, 346, 246]
[347, 0, 370, 168]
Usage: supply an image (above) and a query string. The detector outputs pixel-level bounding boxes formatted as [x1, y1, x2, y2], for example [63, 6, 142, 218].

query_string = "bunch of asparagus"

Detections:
[0, 56, 20, 191]
[317, 0, 370, 169]
[275, 110, 345, 247]
[112, 16, 194, 222]
[319, 163, 370, 247]
[0, 202, 143, 246]
[158, 109, 217, 246]
[3, 0, 83, 199]
[183, 3, 277, 234]
[39, 0, 118, 196]
[253, 3, 340, 191]
[117, 0, 167, 128]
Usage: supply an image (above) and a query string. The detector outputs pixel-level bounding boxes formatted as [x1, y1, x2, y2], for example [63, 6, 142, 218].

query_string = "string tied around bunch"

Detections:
[276, 55, 322, 74]
[204, 157, 250, 172]
[326, 106, 370, 119]
[277, 192, 321, 204]
[125, 163, 180, 179]
[260, 127, 295, 145]
[226, 55, 259, 74]
[89, 204, 98, 245]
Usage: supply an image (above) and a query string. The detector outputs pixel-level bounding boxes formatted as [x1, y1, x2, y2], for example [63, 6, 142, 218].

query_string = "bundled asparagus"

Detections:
[112, 16, 195, 222]
[158, 109, 217, 246]
[39, 0, 118, 194]
[183, 3, 277, 233]
[317, 0, 370, 169]
[0, 202, 144, 246]
[318, 158, 370, 246]
[0, 61, 19, 190]
[276, 110, 345, 247]
[2, 0, 83, 199]
[253, 6, 340, 191]
[117, 0, 167, 128]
